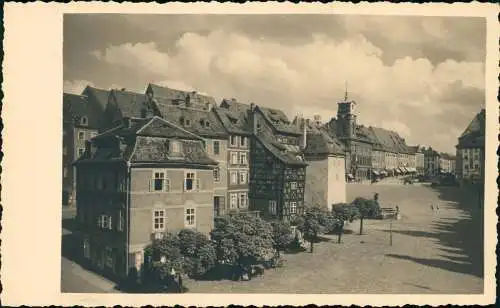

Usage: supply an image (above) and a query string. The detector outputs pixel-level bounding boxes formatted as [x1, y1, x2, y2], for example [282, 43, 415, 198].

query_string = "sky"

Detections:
[63, 14, 486, 153]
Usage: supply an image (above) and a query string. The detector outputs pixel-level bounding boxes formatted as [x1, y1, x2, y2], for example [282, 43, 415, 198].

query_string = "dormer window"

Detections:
[171, 140, 182, 153]
[185, 119, 191, 127]
[81, 116, 88, 126]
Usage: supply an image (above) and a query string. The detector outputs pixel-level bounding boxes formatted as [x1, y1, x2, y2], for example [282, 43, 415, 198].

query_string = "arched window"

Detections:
[81, 116, 88, 126]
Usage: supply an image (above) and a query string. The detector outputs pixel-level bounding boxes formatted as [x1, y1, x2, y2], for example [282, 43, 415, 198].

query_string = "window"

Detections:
[171, 141, 181, 153]
[240, 136, 247, 147]
[230, 136, 238, 146]
[105, 247, 113, 268]
[230, 193, 238, 209]
[239, 171, 247, 184]
[63, 167, 68, 178]
[231, 152, 238, 165]
[290, 202, 297, 214]
[151, 171, 169, 192]
[118, 210, 124, 232]
[78, 148, 85, 157]
[185, 208, 196, 227]
[269, 200, 277, 215]
[213, 141, 220, 155]
[81, 116, 88, 126]
[97, 215, 112, 230]
[290, 182, 297, 190]
[239, 153, 248, 165]
[474, 164, 479, 169]
[213, 168, 221, 182]
[83, 238, 90, 259]
[153, 209, 166, 232]
[230, 171, 238, 185]
[78, 131, 85, 140]
[239, 193, 247, 208]
[185, 119, 192, 127]
[63, 146, 68, 155]
[185, 172, 198, 191]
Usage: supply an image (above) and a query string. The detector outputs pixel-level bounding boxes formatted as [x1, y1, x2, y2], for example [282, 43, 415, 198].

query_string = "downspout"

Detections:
[125, 160, 131, 277]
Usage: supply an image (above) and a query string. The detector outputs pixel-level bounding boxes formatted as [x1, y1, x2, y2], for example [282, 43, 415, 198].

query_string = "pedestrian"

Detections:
[430, 204, 434, 211]
[436, 205, 439, 211]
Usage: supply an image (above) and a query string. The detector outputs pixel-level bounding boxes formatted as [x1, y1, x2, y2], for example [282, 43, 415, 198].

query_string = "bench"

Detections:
[380, 207, 397, 219]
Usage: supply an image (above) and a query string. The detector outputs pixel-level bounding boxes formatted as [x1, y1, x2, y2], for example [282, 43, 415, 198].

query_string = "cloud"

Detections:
[90, 42, 169, 76]
[63, 80, 94, 94]
[88, 29, 484, 153]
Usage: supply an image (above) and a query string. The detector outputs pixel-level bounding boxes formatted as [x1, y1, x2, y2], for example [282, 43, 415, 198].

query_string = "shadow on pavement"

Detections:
[385, 185, 484, 279]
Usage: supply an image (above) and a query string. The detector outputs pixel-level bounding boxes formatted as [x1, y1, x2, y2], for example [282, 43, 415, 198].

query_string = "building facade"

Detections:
[456, 109, 485, 185]
[74, 117, 218, 280]
[423, 147, 440, 177]
[248, 104, 307, 221]
[303, 128, 346, 209]
[408, 146, 425, 176]
[62, 92, 104, 205]
[215, 99, 254, 216]
[145, 84, 230, 217]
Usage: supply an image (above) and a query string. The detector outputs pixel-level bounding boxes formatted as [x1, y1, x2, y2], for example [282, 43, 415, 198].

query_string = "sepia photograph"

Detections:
[61, 13, 488, 295]
[1, 2, 497, 307]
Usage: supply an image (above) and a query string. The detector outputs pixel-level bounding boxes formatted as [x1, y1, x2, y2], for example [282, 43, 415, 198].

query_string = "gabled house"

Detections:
[100, 89, 156, 131]
[73, 116, 218, 280]
[215, 99, 253, 215]
[248, 103, 307, 221]
[456, 108, 485, 185]
[145, 85, 230, 217]
[63, 92, 105, 205]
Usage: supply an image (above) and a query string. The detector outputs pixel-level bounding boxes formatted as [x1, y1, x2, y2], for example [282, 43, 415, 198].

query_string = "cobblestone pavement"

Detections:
[185, 184, 484, 293]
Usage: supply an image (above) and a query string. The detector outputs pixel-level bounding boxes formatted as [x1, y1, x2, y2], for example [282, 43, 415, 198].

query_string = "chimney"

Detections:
[121, 88, 126, 91]
[249, 103, 258, 135]
[301, 118, 307, 150]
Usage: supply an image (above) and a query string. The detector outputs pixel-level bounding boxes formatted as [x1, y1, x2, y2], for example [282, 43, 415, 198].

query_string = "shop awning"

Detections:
[380, 170, 388, 175]
[372, 170, 380, 176]
[402, 167, 409, 173]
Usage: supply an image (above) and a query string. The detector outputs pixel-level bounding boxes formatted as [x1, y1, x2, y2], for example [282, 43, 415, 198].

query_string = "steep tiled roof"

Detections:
[156, 103, 227, 139]
[256, 134, 307, 166]
[369, 127, 403, 153]
[258, 106, 302, 136]
[147, 83, 216, 109]
[214, 98, 253, 136]
[304, 131, 345, 156]
[457, 109, 485, 149]
[76, 117, 217, 167]
[355, 125, 375, 144]
[110, 89, 150, 119]
[63, 93, 101, 128]
[82, 86, 110, 111]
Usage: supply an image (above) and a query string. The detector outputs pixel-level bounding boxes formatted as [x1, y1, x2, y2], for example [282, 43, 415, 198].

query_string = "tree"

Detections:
[177, 229, 217, 278]
[295, 207, 337, 253]
[210, 213, 275, 279]
[270, 220, 294, 257]
[148, 233, 185, 286]
[332, 203, 360, 243]
[351, 197, 381, 235]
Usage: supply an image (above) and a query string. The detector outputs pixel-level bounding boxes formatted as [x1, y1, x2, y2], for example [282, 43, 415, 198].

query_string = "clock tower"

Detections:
[336, 83, 357, 140]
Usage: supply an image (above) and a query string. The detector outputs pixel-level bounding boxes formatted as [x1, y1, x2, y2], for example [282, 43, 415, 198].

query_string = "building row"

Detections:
[63, 84, 464, 279]
[64, 84, 346, 279]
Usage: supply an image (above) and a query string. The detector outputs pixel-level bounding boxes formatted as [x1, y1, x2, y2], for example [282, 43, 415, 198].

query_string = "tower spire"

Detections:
[344, 81, 348, 101]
